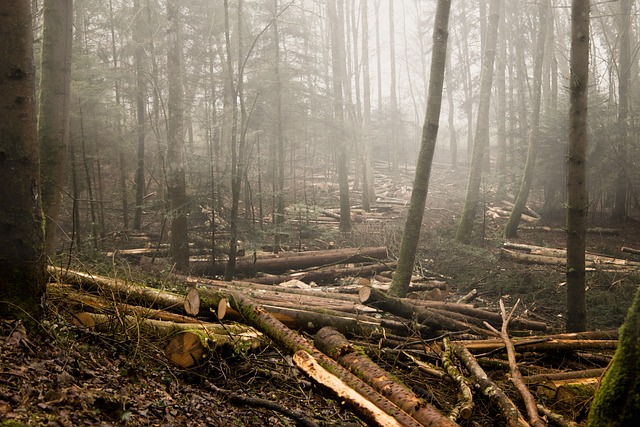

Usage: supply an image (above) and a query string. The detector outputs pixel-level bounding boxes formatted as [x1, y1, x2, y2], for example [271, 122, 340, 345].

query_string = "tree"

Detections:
[38, 0, 73, 255]
[361, 0, 374, 211]
[588, 285, 640, 425]
[132, 0, 147, 231]
[0, 0, 46, 328]
[389, 0, 452, 297]
[328, 0, 351, 233]
[612, 0, 631, 222]
[456, 0, 502, 243]
[504, 0, 549, 239]
[166, 1, 189, 271]
[566, 0, 590, 332]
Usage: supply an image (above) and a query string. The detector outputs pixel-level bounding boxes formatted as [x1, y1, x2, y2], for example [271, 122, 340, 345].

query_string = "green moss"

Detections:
[588, 286, 640, 427]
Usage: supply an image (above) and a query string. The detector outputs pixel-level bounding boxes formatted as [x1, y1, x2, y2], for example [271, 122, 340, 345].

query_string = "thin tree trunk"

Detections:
[38, 0, 73, 255]
[166, 1, 189, 271]
[133, 0, 146, 231]
[361, 0, 374, 211]
[389, 0, 452, 297]
[504, 0, 549, 239]
[388, 0, 399, 176]
[456, 0, 502, 243]
[565, 0, 590, 332]
[273, 0, 286, 253]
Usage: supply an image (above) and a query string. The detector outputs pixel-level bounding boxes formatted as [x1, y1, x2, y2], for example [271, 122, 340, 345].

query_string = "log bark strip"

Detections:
[314, 327, 458, 427]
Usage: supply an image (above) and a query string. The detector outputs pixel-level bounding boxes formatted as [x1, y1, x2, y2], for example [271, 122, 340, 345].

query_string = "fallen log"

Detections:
[534, 377, 599, 404]
[359, 286, 495, 337]
[292, 351, 403, 427]
[73, 312, 263, 368]
[441, 339, 473, 421]
[523, 368, 606, 384]
[622, 246, 640, 256]
[191, 246, 389, 276]
[452, 338, 618, 354]
[451, 343, 529, 427]
[226, 291, 424, 427]
[250, 262, 397, 285]
[314, 327, 458, 427]
[49, 266, 197, 314]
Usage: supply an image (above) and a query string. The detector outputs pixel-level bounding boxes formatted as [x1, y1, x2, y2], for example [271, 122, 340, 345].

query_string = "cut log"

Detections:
[535, 377, 599, 404]
[292, 351, 402, 427]
[250, 262, 397, 285]
[225, 291, 423, 427]
[190, 246, 389, 276]
[73, 312, 263, 368]
[314, 327, 457, 427]
[621, 246, 640, 256]
[451, 343, 530, 427]
[359, 286, 495, 337]
[453, 338, 618, 354]
[524, 368, 606, 384]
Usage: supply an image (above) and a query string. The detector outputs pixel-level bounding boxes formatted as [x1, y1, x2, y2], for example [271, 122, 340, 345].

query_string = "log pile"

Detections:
[47, 264, 615, 426]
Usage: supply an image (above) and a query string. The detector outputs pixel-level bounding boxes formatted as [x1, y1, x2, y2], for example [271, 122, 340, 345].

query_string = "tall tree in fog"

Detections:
[388, 0, 399, 175]
[613, 0, 632, 221]
[38, 0, 73, 254]
[504, 0, 548, 239]
[456, 0, 502, 243]
[361, 0, 375, 211]
[566, 0, 590, 332]
[166, 1, 189, 271]
[328, 0, 351, 233]
[133, 0, 147, 231]
[273, 0, 286, 253]
[0, 0, 46, 328]
[389, 0, 451, 297]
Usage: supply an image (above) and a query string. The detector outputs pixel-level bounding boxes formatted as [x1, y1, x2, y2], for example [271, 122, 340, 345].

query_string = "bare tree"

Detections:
[361, 0, 374, 211]
[566, 0, 590, 332]
[389, 0, 452, 297]
[133, 0, 147, 231]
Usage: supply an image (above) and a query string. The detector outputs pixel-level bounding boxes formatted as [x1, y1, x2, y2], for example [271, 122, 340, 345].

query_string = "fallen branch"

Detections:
[451, 343, 529, 427]
[484, 300, 544, 427]
[441, 338, 473, 421]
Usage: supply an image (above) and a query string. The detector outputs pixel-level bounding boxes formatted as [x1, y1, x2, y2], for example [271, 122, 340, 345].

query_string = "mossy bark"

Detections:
[0, 2, 46, 330]
[588, 286, 640, 426]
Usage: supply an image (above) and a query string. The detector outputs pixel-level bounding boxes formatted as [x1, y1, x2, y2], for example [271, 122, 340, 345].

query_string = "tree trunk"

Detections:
[456, 0, 502, 243]
[388, 0, 451, 297]
[0, 0, 46, 329]
[328, 0, 351, 233]
[361, 0, 375, 211]
[38, 0, 73, 255]
[612, 0, 631, 221]
[565, 0, 590, 332]
[132, 0, 146, 231]
[504, 0, 549, 239]
[166, 1, 189, 271]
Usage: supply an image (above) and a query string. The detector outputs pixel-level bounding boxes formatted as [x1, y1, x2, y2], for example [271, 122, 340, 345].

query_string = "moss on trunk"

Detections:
[588, 286, 640, 426]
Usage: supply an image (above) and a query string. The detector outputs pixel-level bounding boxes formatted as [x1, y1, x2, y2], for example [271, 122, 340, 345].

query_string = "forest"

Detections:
[2, 0, 640, 426]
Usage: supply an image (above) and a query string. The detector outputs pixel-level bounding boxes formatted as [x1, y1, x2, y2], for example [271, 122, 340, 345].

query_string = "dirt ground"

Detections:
[2, 165, 640, 426]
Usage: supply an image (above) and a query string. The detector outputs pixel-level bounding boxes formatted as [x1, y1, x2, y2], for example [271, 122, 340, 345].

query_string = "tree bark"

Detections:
[0, 0, 46, 329]
[388, 0, 451, 297]
[166, 1, 189, 271]
[38, 0, 73, 255]
[565, 0, 590, 332]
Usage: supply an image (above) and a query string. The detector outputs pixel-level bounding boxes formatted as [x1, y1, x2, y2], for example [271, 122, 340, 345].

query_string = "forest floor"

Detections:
[2, 164, 640, 426]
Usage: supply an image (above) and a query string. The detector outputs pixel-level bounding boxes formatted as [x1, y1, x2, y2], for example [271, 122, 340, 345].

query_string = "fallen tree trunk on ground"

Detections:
[250, 262, 397, 285]
[225, 291, 425, 427]
[191, 246, 389, 276]
[314, 327, 458, 427]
